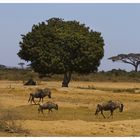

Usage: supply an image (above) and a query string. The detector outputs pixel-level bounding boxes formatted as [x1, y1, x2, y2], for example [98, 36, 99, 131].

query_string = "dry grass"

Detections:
[0, 80, 140, 136]
[0, 110, 29, 136]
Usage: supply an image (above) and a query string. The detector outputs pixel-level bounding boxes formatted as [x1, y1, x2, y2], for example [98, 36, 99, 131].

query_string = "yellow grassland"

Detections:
[0, 80, 140, 136]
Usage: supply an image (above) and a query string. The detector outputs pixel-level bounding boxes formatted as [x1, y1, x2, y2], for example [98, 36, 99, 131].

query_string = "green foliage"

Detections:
[1, 67, 140, 83]
[0, 68, 39, 81]
[18, 18, 104, 76]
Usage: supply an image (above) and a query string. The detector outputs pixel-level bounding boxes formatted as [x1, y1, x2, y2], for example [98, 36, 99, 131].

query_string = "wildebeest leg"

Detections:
[38, 98, 41, 103]
[101, 111, 106, 118]
[38, 109, 40, 114]
[41, 110, 44, 114]
[32, 97, 36, 104]
[38, 109, 45, 116]
[48, 109, 53, 114]
[42, 97, 43, 102]
[48, 110, 50, 114]
[108, 110, 113, 118]
[40, 110, 45, 116]
[111, 110, 114, 118]
[28, 95, 31, 103]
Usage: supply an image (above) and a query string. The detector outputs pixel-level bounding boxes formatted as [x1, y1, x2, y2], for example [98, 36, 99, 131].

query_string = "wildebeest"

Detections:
[38, 101, 58, 114]
[28, 88, 51, 104]
[95, 100, 124, 118]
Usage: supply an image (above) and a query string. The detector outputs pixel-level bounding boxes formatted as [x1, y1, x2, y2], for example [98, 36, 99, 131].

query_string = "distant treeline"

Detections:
[0, 66, 140, 82]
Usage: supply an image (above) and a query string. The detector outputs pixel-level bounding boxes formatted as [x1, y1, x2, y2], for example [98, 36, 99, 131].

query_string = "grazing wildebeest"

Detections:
[38, 101, 58, 114]
[95, 100, 124, 118]
[28, 88, 51, 104]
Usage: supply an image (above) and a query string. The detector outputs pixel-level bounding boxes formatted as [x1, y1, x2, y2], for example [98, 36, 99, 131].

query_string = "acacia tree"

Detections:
[108, 53, 140, 72]
[18, 62, 25, 69]
[18, 18, 104, 87]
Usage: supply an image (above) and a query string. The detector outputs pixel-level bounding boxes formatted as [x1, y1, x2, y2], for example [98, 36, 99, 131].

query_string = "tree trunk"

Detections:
[62, 72, 72, 87]
[134, 65, 138, 72]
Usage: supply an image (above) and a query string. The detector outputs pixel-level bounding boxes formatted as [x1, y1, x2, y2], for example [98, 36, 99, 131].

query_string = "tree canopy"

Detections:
[18, 18, 104, 87]
[108, 53, 140, 72]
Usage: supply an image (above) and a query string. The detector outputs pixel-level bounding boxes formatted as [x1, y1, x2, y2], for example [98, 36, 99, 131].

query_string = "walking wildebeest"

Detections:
[28, 88, 51, 104]
[95, 100, 124, 118]
[38, 101, 58, 114]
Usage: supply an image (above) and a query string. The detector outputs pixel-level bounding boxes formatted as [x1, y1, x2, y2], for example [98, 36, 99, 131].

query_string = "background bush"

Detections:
[0, 67, 140, 82]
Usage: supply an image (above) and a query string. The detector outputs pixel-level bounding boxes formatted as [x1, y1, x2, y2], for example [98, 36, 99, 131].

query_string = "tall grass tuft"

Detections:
[0, 110, 29, 134]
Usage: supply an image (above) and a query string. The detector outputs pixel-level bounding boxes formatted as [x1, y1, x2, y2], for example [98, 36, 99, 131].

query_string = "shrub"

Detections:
[0, 111, 28, 134]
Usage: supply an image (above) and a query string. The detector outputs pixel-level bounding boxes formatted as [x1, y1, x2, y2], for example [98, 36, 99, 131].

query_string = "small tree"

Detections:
[108, 53, 140, 72]
[18, 62, 25, 69]
[18, 18, 104, 87]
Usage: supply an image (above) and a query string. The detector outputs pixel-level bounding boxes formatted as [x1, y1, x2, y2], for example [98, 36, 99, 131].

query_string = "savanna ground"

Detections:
[0, 80, 140, 136]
